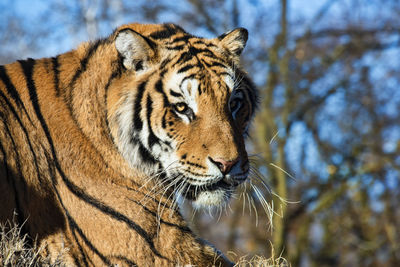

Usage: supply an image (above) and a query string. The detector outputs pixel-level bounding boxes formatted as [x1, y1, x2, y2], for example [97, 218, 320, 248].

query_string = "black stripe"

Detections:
[206, 43, 218, 48]
[163, 140, 172, 150]
[0, 66, 23, 107]
[13, 60, 47, 185]
[67, 39, 104, 107]
[165, 45, 185, 51]
[201, 51, 221, 60]
[149, 24, 180, 39]
[68, 215, 111, 265]
[0, 92, 36, 189]
[150, 29, 177, 40]
[159, 69, 167, 79]
[18, 59, 43, 123]
[44, 153, 90, 267]
[219, 71, 233, 77]
[63, 43, 112, 165]
[111, 255, 137, 266]
[161, 110, 167, 129]
[160, 58, 172, 69]
[202, 60, 226, 69]
[170, 90, 183, 98]
[0, 93, 46, 188]
[155, 79, 170, 107]
[6, 115, 42, 186]
[218, 32, 228, 40]
[51, 56, 60, 96]
[171, 35, 191, 43]
[0, 65, 33, 124]
[0, 114, 27, 232]
[104, 67, 122, 92]
[138, 141, 158, 165]
[177, 64, 197, 74]
[42, 151, 90, 267]
[74, 184, 163, 258]
[193, 40, 218, 48]
[192, 40, 206, 45]
[203, 50, 218, 58]
[70, 39, 104, 87]
[146, 95, 160, 147]
[133, 81, 147, 131]
[188, 46, 210, 56]
[184, 160, 206, 169]
[141, 32, 159, 51]
[70, 226, 91, 267]
[173, 52, 193, 67]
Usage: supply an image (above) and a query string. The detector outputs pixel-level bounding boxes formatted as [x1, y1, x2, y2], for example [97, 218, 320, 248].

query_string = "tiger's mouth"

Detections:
[165, 163, 250, 207]
[179, 171, 249, 203]
[184, 178, 234, 200]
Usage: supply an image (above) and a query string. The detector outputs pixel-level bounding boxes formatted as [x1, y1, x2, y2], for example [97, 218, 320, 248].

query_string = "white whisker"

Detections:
[269, 162, 296, 181]
[269, 130, 280, 144]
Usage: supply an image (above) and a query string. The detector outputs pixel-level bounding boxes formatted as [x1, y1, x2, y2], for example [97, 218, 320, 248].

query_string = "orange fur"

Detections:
[0, 23, 257, 266]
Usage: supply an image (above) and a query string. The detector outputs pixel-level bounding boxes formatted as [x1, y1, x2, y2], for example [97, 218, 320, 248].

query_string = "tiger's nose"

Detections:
[209, 157, 240, 175]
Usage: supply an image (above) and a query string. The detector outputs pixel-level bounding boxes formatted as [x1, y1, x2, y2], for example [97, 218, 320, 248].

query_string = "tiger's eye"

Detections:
[175, 102, 188, 113]
[230, 99, 240, 112]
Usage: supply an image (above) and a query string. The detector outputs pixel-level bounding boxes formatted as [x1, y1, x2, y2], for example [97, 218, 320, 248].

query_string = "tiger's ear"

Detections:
[218, 28, 248, 57]
[115, 29, 157, 71]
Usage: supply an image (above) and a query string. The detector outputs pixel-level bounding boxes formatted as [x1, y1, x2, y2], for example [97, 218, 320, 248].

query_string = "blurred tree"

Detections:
[0, 0, 399, 266]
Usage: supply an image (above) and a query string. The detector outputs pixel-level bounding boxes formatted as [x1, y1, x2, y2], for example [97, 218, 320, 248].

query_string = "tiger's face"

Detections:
[108, 24, 257, 207]
[154, 71, 253, 207]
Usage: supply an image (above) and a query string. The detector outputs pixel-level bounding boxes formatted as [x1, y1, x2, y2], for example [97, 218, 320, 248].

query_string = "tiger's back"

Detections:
[0, 23, 257, 266]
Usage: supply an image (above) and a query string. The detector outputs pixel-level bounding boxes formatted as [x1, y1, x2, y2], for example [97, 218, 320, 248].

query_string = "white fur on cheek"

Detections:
[111, 91, 162, 175]
[114, 94, 136, 166]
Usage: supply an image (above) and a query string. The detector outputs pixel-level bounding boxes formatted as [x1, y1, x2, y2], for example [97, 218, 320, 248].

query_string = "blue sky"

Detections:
[3, 0, 330, 56]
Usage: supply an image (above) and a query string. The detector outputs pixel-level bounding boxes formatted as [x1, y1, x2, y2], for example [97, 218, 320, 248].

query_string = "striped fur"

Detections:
[0, 23, 258, 266]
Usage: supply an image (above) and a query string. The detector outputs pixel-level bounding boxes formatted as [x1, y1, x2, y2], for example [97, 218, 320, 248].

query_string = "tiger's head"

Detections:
[107, 24, 257, 208]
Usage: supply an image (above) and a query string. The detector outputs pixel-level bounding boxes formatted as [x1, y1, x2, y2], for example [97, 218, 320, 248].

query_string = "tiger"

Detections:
[0, 23, 258, 266]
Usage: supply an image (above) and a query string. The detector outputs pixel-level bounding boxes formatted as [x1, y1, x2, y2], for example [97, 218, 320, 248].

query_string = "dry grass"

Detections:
[230, 244, 290, 267]
[1, 219, 289, 266]
[234, 254, 290, 267]
[0, 218, 65, 267]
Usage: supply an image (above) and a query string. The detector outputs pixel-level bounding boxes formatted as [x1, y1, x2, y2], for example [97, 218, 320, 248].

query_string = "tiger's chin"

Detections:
[192, 190, 232, 208]
[178, 178, 238, 208]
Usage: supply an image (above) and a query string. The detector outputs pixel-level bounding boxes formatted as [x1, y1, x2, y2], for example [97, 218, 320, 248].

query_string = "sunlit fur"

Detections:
[0, 23, 257, 266]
